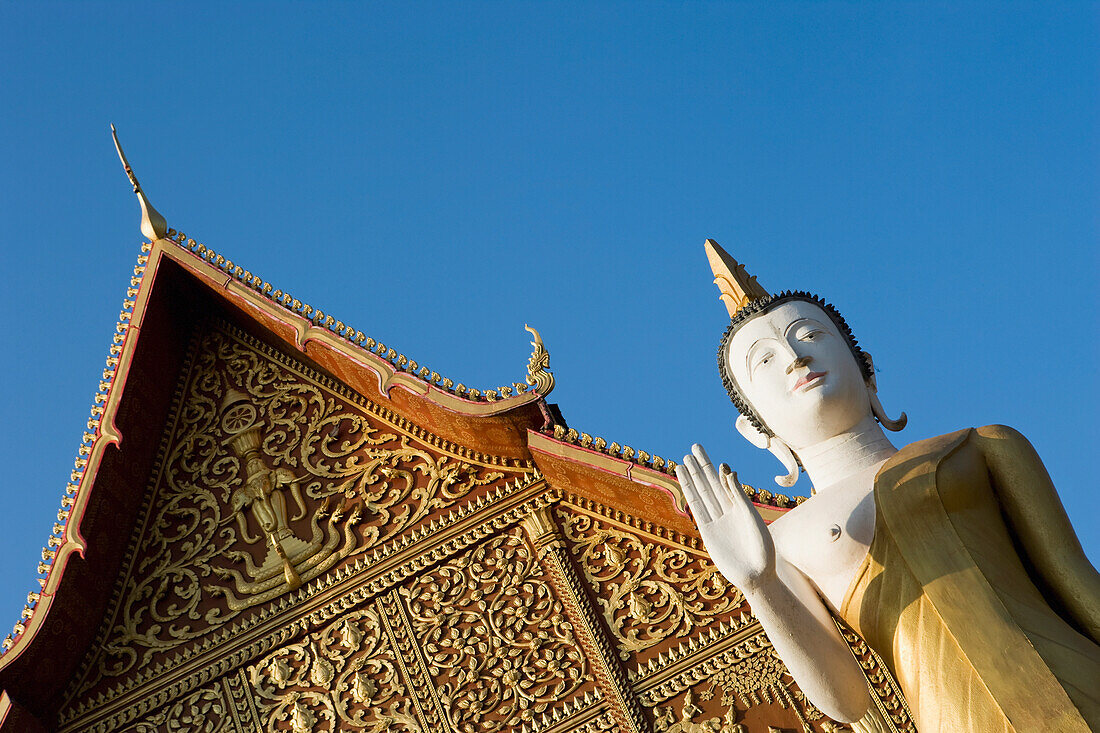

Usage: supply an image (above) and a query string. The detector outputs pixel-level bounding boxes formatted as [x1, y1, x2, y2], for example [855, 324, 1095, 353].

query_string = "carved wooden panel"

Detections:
[57, 322, 532, 730]
[249, 605, 417, 731]
[553, 499, 829, 732]
[400, 528, 592, 731]
[556, 502, 746, 664]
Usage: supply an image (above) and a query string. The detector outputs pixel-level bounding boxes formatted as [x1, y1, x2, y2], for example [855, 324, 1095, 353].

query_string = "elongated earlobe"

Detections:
[862, 351, 907, 432]
[768, 438, 800, 487]
[735, 414, 769, 448]
[736, 415, 799, 487]
[870, 390, 907, 431]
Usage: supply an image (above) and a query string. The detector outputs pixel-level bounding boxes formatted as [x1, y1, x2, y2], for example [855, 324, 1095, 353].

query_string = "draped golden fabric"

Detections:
[840, 427, 1100, 733]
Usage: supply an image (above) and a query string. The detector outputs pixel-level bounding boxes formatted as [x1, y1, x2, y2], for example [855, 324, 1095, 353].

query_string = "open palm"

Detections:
[676, 444, 776, 593]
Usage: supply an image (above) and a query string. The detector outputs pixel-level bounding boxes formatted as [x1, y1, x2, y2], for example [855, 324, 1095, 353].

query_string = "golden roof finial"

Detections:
[111, 124, 168, 242]
[523, 324, 555, 396]
[704, 238, 769, 318]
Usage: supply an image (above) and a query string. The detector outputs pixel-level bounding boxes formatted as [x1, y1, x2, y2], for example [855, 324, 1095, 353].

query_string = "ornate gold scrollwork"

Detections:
[249, 607, 418, 732]
[85, 325, 506, 685]
[653, 688, 747, 733]
[645, 640, 826, 733]
[558, 509, 744, 657]
[401, 529, 587, 731]
[117, 682, 232, 733]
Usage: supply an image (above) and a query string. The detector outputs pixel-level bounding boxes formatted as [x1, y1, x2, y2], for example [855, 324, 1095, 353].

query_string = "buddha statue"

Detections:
[676, 240, 1100, 732]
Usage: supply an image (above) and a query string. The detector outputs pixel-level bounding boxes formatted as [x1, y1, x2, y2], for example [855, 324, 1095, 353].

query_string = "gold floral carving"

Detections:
[653, 688, 746, 733]
[401, 528, 587, 731]
[249, 606, 418, 732]
[558, 508, 744, 658]
[116, 681, 233, 733]
[648, 640, 824, 733]
[86, 324, 510, 684]
[520, 506, 649, 733]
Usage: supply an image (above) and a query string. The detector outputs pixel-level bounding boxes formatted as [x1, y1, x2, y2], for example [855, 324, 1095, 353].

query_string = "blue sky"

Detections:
[0, 3, 1096, 633]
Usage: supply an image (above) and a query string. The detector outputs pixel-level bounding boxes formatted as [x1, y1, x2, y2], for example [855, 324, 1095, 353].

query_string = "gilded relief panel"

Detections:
[643, 638, 827, 733]
[399, 527, 594, 732]
[65, 322, 529, 714]
[555, 502, 749, 667]
[249, 605, 418, 732]
[555, 500, 840, 732]
[114, 679, 237, 733]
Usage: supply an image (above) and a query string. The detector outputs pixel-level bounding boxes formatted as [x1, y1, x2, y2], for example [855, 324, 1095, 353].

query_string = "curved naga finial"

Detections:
[111, 124, 168, 242]
[524, 324, 555, 396]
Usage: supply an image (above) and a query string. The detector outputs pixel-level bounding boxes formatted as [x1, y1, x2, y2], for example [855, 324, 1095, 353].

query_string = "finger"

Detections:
[675, 463, 711, 523]
[719, 463, 736, 502]
[721, 468, 770, 535]
[690, 444, 726, 517]
[723, 468, 748, 505]
[686, 447, 723, 519]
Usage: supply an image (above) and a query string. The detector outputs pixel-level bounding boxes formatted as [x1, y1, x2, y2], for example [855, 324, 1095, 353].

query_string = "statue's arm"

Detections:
[678, 445, 870, 723]
[750, 557, 872, 723]
[975, 424, 1100, 643]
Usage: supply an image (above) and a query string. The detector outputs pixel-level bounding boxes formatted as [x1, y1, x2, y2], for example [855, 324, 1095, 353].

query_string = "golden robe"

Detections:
[840, 426, 1100, 732]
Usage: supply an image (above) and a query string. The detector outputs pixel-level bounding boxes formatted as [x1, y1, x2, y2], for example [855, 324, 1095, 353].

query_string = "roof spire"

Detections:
[110, 124, 168, 242]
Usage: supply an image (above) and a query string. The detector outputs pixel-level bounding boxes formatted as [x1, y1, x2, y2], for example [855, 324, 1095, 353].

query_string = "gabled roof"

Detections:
[2, 223, 778, 727]
[0, 131, 804, 725]
[0, 231, 554, 716]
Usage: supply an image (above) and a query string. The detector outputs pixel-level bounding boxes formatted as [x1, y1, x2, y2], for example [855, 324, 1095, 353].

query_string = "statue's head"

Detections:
[719, 292, 872, 446]
[706, 240, 905, 486]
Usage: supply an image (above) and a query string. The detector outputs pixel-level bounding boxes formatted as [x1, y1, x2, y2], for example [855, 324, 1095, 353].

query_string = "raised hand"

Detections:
[676, 444, 872, 722]
[676, 444, 776, 593]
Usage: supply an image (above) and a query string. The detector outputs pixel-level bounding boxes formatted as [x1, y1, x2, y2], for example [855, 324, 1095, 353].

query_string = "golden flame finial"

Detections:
[111, 124, 168, 242]
[704, 239, 769, 318]
[523, 324, 555, 396]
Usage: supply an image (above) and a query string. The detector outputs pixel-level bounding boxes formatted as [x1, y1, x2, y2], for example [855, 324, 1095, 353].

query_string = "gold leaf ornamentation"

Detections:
[649, 643, 822, 733]
[401, 529, 587, 731]
[249, 606, 418, 732]
[523, 325, 554, 396]
[558, 509, 744, 656]
[83, 324, 508, 687]
[116, 682, 231, 733]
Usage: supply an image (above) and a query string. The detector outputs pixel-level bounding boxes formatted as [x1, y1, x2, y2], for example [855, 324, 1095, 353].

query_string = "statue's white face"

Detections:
[726, 300, 871, 450]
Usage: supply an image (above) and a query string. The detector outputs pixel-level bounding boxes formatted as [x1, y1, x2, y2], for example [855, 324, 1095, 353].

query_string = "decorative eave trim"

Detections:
[529, 427, 802, 523]
[162, 229, 555, 412]
[0, 225, 555, 666]
[0, 240, 154, 662]
[528, 429, 688, 517]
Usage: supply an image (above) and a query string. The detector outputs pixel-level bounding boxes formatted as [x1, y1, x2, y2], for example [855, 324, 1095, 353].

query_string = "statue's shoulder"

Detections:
[891, 425, 1034, 464]
[972, 424, 1033, 448]
[879, 426, 1043, 497]
[889, 427, 974, 467]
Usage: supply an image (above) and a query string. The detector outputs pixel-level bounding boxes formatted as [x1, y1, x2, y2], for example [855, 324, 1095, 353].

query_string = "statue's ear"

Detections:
[737, 415, 799, 487]
[861, 350, 879, 392]
[861, 350, 908, 432]
[735, 415, 769, 449]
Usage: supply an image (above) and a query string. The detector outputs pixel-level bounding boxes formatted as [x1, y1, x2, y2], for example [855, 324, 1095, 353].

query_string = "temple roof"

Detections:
[0, 222, 800, 726]
[0, 231, 551, 711]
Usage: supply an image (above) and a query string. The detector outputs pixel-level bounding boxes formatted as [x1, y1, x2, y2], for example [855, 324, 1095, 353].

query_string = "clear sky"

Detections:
[0, 3, 1096, 635]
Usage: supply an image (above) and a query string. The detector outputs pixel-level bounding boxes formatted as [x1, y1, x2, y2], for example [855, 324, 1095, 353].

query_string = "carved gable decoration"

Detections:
[59, 321, 535, 729]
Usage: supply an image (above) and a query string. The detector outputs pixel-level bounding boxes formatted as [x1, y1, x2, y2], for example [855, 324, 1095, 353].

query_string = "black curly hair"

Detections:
[717, 291, 872, 437]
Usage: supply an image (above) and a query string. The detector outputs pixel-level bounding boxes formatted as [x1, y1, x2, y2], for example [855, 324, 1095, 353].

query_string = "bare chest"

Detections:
[771, 482, 877, 611]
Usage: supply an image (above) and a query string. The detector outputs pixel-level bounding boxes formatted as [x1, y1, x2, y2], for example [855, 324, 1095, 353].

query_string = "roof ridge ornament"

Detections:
[524, 324, 555, 396]
[705, 238, 769, 318]
[111, 123, 168, 242]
